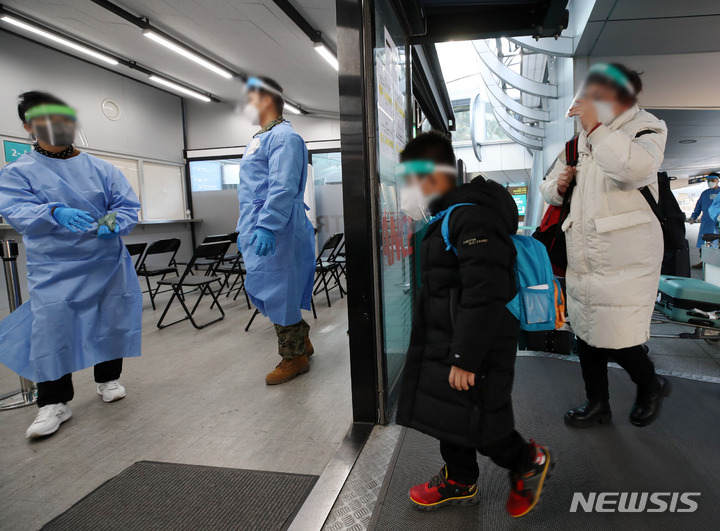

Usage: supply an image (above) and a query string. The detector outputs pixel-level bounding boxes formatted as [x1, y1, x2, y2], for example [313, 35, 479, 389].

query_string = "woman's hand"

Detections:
[557, 166, 576, 196]
[449, 365, 475, 391]
[568, 98, 600, 132]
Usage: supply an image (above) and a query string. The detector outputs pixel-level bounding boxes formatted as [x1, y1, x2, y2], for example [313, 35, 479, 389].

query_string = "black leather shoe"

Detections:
[630, 376, 672, 427]
[564, 399, 612, 428]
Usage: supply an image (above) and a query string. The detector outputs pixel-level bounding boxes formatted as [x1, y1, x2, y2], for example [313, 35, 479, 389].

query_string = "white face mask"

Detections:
[242, 104, 260, 126]
[709, 180, 718, 189]
[592, 101, 617, 125]
[400, 185, 433, 222]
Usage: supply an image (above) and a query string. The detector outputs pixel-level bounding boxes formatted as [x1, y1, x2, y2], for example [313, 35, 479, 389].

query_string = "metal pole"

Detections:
[0, 239, 37, 410]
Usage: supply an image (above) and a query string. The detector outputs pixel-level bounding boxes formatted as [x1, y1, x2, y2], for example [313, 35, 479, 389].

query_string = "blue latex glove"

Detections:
[52, 207, 94, 233]
[97, 224, 120, 240]
[250, 227, 276, 257]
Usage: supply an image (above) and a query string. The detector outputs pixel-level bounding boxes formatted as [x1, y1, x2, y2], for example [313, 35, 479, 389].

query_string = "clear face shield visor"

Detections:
[239, 77, 283, 109]
[24, 104, 87, 147]
[396, 160, 457, 222]
[565, 62, 635, 118]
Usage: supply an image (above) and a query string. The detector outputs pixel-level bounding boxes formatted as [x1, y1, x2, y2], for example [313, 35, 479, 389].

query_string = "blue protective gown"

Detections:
[0, 151, 142, 382]
[691, 187, 719, 248]
[236, 121, 316, 326]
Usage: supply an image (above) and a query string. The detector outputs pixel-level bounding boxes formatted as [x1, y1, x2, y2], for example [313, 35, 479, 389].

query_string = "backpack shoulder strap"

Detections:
[436, 203, 476, 255]
[565, 135, 580, 167]
[639, 184, 665, 223]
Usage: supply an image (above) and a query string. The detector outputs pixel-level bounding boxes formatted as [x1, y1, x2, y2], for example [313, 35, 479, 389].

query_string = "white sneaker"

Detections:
[26, 403, 72, 439]
[97, 380, 126, 403]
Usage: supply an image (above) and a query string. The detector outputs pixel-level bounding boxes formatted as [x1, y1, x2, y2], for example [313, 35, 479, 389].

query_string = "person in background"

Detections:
[0, 91, 142, 439]
[396, 132, 553, 518]
[540, 63, 670, 429]
[236, 77, 316, 385]
[690, 174, 720, 266]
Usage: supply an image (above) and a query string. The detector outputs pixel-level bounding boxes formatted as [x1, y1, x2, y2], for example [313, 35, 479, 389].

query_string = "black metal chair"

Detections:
[136, 238, 181, 310]
[313, 233, 345, 306]
[125, 242, 147, 271]
[216, 253, 251, 309]
[178, 233, 239, 273]
[156, 240, 231, 330]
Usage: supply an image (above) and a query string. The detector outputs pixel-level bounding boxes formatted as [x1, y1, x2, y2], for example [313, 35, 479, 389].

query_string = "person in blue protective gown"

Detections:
[0, 92, 142, 439]
[236, 77, 316, 385]
[689, 174, 720, 268]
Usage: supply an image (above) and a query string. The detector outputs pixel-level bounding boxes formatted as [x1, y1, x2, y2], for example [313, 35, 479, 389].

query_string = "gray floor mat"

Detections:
[42, 461, 317, 531]
[370, 357, 720, 530]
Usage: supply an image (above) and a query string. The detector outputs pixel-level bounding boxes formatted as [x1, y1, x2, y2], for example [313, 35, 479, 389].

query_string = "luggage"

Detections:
[656, 275, 720, 327]
[661, 240, 691, 277]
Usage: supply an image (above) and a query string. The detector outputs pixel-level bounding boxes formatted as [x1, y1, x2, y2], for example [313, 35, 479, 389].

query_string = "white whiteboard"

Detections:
[142, 162, 186, 220]
[95, 155, 142, 219]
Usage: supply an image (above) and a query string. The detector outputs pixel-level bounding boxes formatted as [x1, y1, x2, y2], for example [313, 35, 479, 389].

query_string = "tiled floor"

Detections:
[0, 285, 352, 530]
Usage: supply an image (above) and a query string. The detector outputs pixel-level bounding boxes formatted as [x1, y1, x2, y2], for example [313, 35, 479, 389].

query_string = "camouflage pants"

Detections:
[274, 319, 310, 360]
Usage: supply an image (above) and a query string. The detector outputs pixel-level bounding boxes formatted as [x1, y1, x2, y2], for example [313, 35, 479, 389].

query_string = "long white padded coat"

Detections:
[540, 105, 667, 349]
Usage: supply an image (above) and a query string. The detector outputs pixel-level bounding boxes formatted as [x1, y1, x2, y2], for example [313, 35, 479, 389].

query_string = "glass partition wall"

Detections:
[373, 0, 413, 389]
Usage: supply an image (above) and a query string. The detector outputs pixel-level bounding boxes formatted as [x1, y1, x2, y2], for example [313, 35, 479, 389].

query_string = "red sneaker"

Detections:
[409, 466, 479, 511]
[506, 441, 554, 517]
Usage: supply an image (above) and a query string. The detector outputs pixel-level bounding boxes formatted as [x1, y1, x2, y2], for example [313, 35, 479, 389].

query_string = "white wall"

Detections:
[0, 31, 184, 163]
[575, 53, 720, 110]
[184, 100, 341, 150]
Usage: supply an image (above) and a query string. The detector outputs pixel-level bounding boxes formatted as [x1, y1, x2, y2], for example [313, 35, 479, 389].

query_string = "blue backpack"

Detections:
[433, 203, 565, 332]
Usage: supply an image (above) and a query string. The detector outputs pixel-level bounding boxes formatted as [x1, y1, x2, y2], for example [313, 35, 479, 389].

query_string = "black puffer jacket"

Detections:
[397, 176, 519, 448]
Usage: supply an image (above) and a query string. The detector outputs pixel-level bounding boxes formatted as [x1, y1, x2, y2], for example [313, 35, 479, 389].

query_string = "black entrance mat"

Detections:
[370, 357, 720, 530]
[42, 461, 317, 531]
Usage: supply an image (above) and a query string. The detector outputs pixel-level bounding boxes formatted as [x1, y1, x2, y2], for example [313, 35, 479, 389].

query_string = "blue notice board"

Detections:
[3, 140, 32, 165]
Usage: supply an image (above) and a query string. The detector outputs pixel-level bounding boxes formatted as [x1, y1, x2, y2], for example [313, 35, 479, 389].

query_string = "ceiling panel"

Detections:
[1, 0, 339, 112]
[650, 109, 720, 178]
[610, 0, 720, 20]
[590, 17, 720, 56]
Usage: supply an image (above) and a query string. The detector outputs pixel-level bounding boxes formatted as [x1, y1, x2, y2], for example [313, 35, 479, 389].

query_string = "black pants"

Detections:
[36, 358, 123, 408]
[577, 338, 660, 402]
[440, 430, 532, 485]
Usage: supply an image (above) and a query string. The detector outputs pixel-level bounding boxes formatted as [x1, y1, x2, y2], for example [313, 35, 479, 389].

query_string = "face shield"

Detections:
[566, 63, 635, 119]
[24, 104, 87, 147]
[396, 160, 457, 222]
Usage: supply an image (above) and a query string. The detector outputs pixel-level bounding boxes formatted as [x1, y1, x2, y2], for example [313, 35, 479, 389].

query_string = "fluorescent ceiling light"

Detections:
[148, 75, 211, 102]
[284, 101, 302, 115]
[143, 30, 233, 79]
[314, 42, 338, 71]
[1, 15, 118, 65]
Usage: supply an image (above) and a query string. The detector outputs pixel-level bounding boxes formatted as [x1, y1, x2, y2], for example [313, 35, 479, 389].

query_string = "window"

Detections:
[189, 159, 242, 191]
[311, 152, 342, 184]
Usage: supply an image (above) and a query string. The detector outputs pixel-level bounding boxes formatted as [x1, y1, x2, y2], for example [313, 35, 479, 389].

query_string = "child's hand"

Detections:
[449, 366, 475, 391]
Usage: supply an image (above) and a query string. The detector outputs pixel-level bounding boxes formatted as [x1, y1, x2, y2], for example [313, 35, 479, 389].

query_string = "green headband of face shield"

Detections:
[395, 160, 457, 178]
[587, 63, 634, 95]
[24, 104, 77, 123]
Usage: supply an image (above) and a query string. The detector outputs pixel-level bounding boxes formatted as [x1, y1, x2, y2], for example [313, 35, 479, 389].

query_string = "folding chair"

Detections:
[125, 242, 147, 271]
[216, 253, 251, 309]
[177, 233, 239, 274]
[313, 233, 345, 306]
[136, 238, 181, 310]
[156, 240, 231, 330]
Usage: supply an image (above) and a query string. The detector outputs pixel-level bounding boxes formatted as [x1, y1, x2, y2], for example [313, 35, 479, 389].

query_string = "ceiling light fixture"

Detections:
[284, 101, 302, 115]
[679, 139, 697, 144]
[314, 41, 339, 71]
[143, 30, 233, 79]
[1, 14, 119, 65]
[149, 75, 211, 102]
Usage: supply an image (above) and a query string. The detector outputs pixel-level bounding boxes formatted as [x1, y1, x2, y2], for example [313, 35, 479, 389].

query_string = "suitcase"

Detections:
[656, 275, 720, 327]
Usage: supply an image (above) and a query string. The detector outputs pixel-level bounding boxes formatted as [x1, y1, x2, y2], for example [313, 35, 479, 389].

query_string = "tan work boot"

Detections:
[305, 337, 315, 359]
[266, 355, 310, 385]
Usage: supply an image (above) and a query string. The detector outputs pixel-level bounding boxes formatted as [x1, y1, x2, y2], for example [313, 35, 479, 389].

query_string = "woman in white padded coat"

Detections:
[540, 63, 671, 429]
